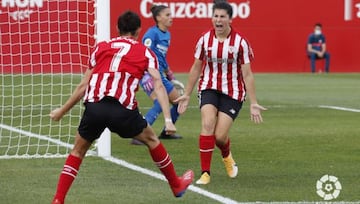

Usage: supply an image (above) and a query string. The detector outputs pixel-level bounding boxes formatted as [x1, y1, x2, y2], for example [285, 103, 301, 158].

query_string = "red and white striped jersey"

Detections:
[83, 37, 159, 110]
[194, 27, 254, 102]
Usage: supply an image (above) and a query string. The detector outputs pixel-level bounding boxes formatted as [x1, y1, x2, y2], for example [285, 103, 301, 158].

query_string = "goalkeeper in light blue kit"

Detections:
[131, 4, 184, 144]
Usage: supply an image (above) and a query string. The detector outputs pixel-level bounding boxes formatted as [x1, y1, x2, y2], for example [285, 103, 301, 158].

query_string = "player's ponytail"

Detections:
[150, 4, 168, 23]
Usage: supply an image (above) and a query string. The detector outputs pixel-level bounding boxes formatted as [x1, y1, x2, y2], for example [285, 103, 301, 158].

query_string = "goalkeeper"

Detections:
[132, 4, 184, 144]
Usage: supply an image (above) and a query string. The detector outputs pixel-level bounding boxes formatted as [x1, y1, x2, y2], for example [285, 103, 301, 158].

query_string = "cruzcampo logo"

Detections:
[316, 174, 342, 200]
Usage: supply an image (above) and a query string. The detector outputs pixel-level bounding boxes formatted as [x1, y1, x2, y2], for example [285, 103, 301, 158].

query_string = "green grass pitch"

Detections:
[0, 73, 359, 203]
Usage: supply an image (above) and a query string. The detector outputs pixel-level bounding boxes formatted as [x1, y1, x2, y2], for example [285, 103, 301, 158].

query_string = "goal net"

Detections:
[0, 0, 96, 158]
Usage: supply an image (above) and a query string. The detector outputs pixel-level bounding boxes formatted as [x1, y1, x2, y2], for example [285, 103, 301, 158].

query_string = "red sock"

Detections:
[53, 154, 82, 203]
[216, 138, 230, 158]
[149, 143, 180, 187]
[199, 135, 215, 174]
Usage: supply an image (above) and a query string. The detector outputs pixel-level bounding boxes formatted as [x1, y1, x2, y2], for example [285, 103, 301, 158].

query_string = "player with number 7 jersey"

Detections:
[84, 37, 158, 110]
[50, 11, 193, 203]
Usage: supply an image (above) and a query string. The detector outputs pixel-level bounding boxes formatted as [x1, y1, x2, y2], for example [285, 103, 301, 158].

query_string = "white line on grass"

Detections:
[103, 156, 239, 204]
[318, 105, 360, 113]
[2, 112, 360, 203]
[98, 157, 360, 204]
[0, 123, 239, 203]
[0, 123, 73, 149]
[0, 123, 97, 158]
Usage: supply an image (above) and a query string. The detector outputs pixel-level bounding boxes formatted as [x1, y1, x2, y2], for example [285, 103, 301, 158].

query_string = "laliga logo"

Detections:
[316, 175, 342, 201]
[1, 0, 44, 21]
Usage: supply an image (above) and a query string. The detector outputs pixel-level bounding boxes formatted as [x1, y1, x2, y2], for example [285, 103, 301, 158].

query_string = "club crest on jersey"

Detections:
[228, 46, 235, 54]
[144, 38, 152, 47]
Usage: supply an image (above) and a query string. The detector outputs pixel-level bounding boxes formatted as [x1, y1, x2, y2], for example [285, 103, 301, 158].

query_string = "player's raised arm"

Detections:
[147, 67, 176, 135]
[175, 58, 203, 114]
[49, 68, 92, 121]
[240, 63, 267, 124]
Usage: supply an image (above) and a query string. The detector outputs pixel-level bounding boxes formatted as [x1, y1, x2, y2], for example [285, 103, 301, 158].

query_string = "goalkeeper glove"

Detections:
[140, 72, 154, 94]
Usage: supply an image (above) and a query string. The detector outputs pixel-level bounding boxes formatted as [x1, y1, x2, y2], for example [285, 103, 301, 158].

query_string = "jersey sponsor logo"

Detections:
[156, 43, 168, 55]
[140, 0, 251, 19]
[1, 0, 44, 21]
[207, 57, 235, 64]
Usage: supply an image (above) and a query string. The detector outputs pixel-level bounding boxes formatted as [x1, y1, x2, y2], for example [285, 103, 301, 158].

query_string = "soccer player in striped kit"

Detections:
[176, 0, 266, 185]
[50, 11, 193, 204]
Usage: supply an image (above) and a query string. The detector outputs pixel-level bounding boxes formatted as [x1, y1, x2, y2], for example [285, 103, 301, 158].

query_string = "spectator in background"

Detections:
[307, 23, 330, 73]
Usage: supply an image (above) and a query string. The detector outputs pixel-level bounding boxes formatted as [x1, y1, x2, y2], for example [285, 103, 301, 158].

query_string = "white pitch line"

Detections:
[0, 123, 97, 156]
[0, 123, 73, 149]
[318, 105, 360, 113]
[102, 156, 240, 204]
[0, 123, 239, 203]
[2, 104, 360, 203]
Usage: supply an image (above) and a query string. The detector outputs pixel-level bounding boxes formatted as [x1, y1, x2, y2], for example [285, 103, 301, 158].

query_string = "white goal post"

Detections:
[95, 0, 111, 157]
[0, 0, 111, 158]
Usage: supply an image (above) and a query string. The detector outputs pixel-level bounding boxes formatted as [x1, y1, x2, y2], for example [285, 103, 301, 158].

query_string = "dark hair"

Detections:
[213, 0, 227, 3]
[213, 0, 233, 18]
[117, 10, 141, 36]
[150, 4, 168, 23]
[315, 23, 322, 28]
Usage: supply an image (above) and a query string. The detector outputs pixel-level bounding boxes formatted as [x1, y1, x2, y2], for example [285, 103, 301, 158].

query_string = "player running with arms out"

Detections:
[175, 0, 266, 185]
[50, 11, 193, 204]
[131, 4, 185, 145]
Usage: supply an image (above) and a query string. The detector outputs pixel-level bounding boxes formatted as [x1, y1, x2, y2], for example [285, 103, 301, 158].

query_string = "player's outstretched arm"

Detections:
[50, 68, 92, 121]
[175, 58, 202, 114]
[241, 63, 267, 124]
[148, 68, 176, 135]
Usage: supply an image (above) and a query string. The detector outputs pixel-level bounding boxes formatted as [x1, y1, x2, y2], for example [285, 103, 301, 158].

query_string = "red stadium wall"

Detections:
[110, 0, 360, 73]
[2, 0, 360, 73]
[0, 0, 94, 74]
